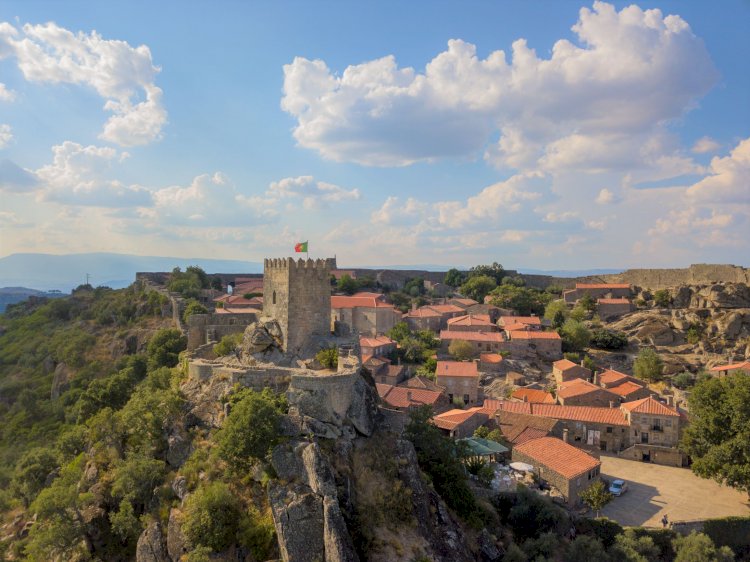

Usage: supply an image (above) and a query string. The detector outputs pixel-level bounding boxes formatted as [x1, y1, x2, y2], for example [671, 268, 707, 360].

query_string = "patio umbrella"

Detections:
[509, 462, 535, 472]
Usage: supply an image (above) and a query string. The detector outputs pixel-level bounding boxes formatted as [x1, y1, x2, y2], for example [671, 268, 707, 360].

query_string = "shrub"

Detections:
[213, 333, 243, 357]
[671, 371, 695, 390]
[633, 348, 663, 382]
[316, 347, 338, 369]
[654, 289, 672, 308]
[703, 516, 750, 558]
[182, 299, 208, 323]
[147, 328, 187, 370]
[182, 482, 244, 551]
[560, 319, 591, 352]
[448, 339, 475, 361]
[11, 447, 59, 506]
[590, 329, 628, 350]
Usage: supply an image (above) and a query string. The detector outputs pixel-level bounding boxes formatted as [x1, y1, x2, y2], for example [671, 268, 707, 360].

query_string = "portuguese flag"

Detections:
[294, 241, 308, 253]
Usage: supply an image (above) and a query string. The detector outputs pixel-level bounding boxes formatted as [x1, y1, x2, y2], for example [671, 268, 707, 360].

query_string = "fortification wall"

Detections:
[579, 264, 750, 290]
[186, 312, 257, 350]
[289, 371, 357, 419]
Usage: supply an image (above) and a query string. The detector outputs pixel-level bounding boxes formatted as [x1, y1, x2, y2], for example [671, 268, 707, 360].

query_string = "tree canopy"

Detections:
[459, 274, 496, 303]
[633, 348, 663, 382]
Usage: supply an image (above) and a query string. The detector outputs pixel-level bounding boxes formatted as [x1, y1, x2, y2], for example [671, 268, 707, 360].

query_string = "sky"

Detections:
[0, 0, 748, 270]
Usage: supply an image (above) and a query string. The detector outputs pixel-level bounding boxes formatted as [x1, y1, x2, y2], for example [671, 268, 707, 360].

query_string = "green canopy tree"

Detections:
[633, 348, 663, 382]
[459, 274, 497, 303]
[681, 371, 750, 499]
[579, 480, 612, 517]
[673, 531, 734, 562]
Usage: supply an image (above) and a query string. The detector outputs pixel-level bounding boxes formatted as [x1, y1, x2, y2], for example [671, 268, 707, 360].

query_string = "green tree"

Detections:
[468, 262, 505, 284]
[111, 454, 166, 511]
[387, 321, 411, 344]
[610, 528, 660, 562]
[182, 481, 244, 551]
[579, 293, 597, 312]
[590, 329, 629, 350]
[337, 274, 358, 295]
[579, 480, 612, 517]
[182, 299, 208, 323]
[673, 531, 734, 562]
[654, 289, 672, 308]
[147, 328, 187, 370]
[448, 339, 475, 361]
[316, 347, 338, 369]
[217, 389, 283, 472]
[671, 371, 696, 390]
[211, 277, 223, 291]
[460, 274, 497, 303]
[633, 348, 663, 382]
[544, 300, 569, 329]
[489, 285, 550, 316]
[681, 371, 750, 499]
[109, 499, 141, 542]
[444, 268, 465, 288]
[566, 535, 608, 562]
[399, 336, 427, 363]
[560, 319, 591, 352]
[11, 447, 59, 507]
[213, 332, 243, 357]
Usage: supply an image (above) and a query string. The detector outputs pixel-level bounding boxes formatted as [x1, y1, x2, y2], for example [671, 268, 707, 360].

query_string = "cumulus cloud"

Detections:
[595, 188, 616, 204]
[686, 137, 750, 204]
[282, 1, 718, 172]
[0, 124, 12, 149]
[370, 196, 429, 225]
[0, 21, 166, 146]
[267, 175, 360, 209]
[35, 141, 151, 206]
[0, 83, 14, 101]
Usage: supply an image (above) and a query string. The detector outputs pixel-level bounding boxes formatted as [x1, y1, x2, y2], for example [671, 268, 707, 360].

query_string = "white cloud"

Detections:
[35, 141, 151, 206]
[595, 188, 616, 204]
[691, 136, 721, 154]
[0, 83, 15, 101]
[543, 211, 578, 223]
[370, 196, 429, 225]
[0, 124, 12, 148]
[0, 21, 166, 146]
[267, 175, 360, 209]
[282, 1, 717, 171]
[686, 137, 750, 204]
[0, 211, 31, 227]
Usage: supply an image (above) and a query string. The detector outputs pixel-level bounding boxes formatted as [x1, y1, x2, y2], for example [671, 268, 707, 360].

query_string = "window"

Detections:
[463, 394, 470, 404]
[665, 419, 672, 427]
[272, 291, 276, 304]
[641, 432, 649, 444]
[448, 393, 454, 402]
[606, 427, 612, 434]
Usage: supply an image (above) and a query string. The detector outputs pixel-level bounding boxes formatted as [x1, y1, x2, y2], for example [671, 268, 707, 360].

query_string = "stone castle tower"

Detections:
[263, 257, 336, 354]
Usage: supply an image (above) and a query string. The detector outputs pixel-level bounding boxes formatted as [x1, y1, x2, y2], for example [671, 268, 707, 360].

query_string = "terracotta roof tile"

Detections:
[406, 307, 443, 318]
[508, 330, 561, 340]
[436, 361, 478, 378]
[440, 330, 505, 342]
[511, 388, 556, 404]
[403, 376, 444, 392]
[514, 437, 601, 479]
[448, 314, 495, 327]
[709, 361, 750, 372]
[451, 298, 479, 306]
[376, 384, 444, 409]
[499, 316, 542, 326]
[513, 427, 551, 445]
[432, 408, 487, 430]
[575, 283, 630, 289]
[621, 396, 679, 417]
[607, 381, 646, 397]
[557, 379, 613, 399]
[494, 399, 628, 426]
[429, 304, 466, 314]
[553, 359, 579, 370]
[359, 335, 395, 348]
[480, 353, 503, 364]
[598, 369, 630, 385]
[331, 296, 396, 309]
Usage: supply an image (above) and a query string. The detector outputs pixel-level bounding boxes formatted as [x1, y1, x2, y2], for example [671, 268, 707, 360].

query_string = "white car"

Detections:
[609, 479, 628, 496]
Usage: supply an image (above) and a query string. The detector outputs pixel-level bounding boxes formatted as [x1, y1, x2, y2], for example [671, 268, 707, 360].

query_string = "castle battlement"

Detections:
[264, 257, 336, 274]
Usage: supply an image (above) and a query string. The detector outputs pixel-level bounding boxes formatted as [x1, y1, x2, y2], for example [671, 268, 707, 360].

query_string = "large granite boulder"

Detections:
[167, 508, 191, 562]
[268, 483, 326, 562]
[136, 521, 169, 562]
[50, 362, 73, 400]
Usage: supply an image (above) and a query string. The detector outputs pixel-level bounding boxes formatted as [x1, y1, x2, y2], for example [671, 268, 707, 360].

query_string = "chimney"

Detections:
[593, 371, 599, 386]
[411, 302, 417, 312]
[563, 428, 569, 443]
[523, 395, 528, 403]
[407, 391, 413, 403]
[609, 401, 616, 409]
[580, 359, 584, 367]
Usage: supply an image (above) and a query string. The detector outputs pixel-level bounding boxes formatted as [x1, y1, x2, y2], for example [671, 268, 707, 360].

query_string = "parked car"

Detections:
[609, 479, 628, 496]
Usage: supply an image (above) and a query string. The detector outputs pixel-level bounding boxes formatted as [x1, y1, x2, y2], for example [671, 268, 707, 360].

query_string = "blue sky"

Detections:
[0, 0, 748, 269]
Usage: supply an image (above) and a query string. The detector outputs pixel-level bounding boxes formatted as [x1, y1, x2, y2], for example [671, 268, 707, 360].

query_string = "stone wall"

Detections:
[186, 312, 258, 350]
[581, 264, 750, 290]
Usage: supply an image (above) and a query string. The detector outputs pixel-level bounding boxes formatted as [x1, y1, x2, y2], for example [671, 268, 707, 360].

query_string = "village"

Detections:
[141, 257, 750, 531]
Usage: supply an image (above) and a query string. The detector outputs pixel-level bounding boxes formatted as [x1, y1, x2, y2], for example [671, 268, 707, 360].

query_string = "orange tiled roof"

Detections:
[448, 314, 495, 327]
[511, 388, 556, 404]
[432, 407, 486, 430]
[514, 427, 551, 445]
[494, 399, 629, 426]
[575, 283, 630, 289]
[553, 359, 578, 370]
[451, 298, 479, 306]
[429, 304, 466, 314]
[621, 396, 679, 417]
[440, 330, 504, 342]
[359, 335, 395, 348]
[352, 291, 385, 299]
[436, 360, 478, 378]
[508, 330, 561, 340]
[514, 437, 601, 479]
[499, 316, 542, 326]
[598, 369, 630, 385]
[709, 361, 750, 372]
[557, 379, 611, 399]
[502, 322, 530, 332]
[597, 298, 631, 304]
[377, 383, 444, 409]
[480, 353, 503, 364]
[403, 376, 445, 392]
[215, 306, 260, 314]
[331, 296, 396, 309]
[481, 399, 503, 414]
[608, 381, 646, 397]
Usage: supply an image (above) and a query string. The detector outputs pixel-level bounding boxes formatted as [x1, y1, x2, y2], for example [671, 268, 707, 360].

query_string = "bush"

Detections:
[213, 333, 243, 357]
[703, 516, 750, 559]
[11, 447, 59, 506]
[182, 299, 208, 323]
[182, 482, 244, 551]
[217, 389, 283, 472]
[671, 371, 696, 390]
[448, 339, 475, 361]
[654, 289, 672, 308]
[633, 348, 663, 382]
[590, 329, 628, 350]
[147, 328, 187, 370]
[673, 531, 734, 562]
[316, 347, 338, 369]
[560, 319, 591, 352]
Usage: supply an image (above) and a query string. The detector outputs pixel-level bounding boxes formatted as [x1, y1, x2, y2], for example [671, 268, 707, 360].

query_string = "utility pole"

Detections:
[85, 273, 91, 286]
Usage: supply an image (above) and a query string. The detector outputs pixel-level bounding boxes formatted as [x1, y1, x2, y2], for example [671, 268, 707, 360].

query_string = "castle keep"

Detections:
[263, 257, 336, 354]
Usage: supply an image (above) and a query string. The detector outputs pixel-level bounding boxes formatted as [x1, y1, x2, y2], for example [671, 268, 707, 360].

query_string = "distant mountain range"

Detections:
[0, 286, 68, 313]
[0, 253, 263, 292]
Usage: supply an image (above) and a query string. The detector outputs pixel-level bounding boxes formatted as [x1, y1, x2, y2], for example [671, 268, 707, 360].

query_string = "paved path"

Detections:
[598, 455, 749, 527]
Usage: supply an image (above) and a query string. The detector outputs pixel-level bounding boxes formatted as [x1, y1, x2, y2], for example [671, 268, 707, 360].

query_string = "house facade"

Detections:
[435, 360, 480, 406]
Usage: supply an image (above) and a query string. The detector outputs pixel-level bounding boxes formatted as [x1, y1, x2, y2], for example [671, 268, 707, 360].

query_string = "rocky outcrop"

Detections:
[269, 441, 358, 562]
[50, 362, 73, 399]
[165, 424, 192, 469]
[167, 508, 191, 562]
[136, 521, 169, 562]
[239, 319, 284, 356]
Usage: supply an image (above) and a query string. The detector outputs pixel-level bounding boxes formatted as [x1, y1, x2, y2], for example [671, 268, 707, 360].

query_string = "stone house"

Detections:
[432, 407, 489, 438]
[359, 335, 397, 360]
[495, 410, 559, 445]
[563, 283, 631, 304]
[446, 314, 498, 332]
[440, 330, 506, 356]
[363, 356, 407, 385]
[187, 311, 259, 351]
[505, 371, 527, 386]
[597, 298, 634, 319]
[620, 397, 684, 466]
[214, 294, 263, 310]
[556, 379, 620, 408]
[436, 360, 480, 406]
[404, 307, 443, 332]
[511, 388, 556, 404]
[449, 298, 479, 310]
[506, 330, 562, 360]
[479, 353, 504, 373]
[595, 369, 653, 402]
[498, 316, 542, 331]
[512, 437, 601, 506]
[331, 295, 403, 336]
[552, 359, 592, 385]
[709, 360, 750, 377]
